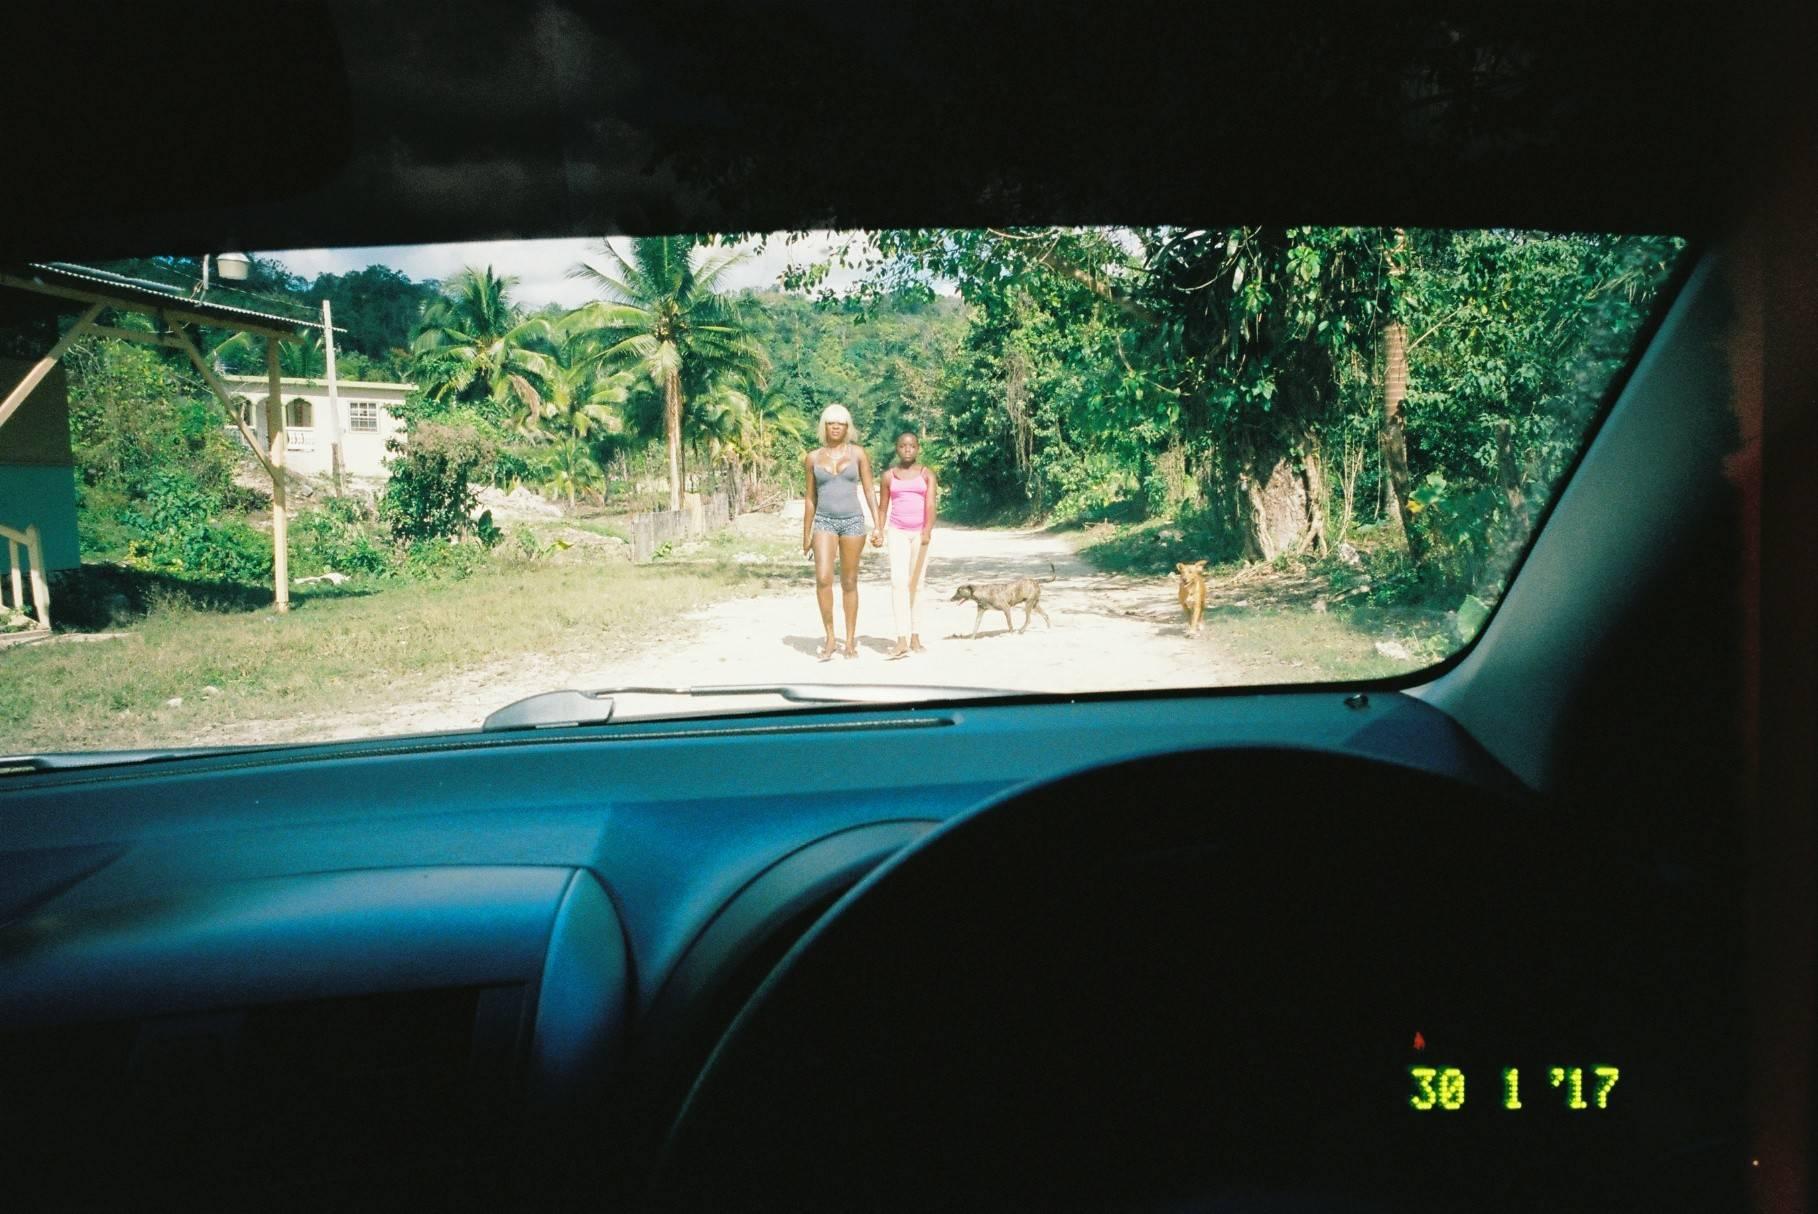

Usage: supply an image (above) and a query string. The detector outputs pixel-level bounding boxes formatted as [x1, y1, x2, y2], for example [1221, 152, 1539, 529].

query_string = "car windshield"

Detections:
[0, 227, 1683, 753]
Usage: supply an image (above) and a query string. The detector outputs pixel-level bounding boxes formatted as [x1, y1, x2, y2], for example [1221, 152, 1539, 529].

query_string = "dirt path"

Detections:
[232, 525, 1244, 742]
[584, 523, 1245, 699]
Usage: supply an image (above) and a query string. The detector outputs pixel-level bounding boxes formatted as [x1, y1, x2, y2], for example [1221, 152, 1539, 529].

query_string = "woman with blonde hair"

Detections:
[802, 404, 879, 661]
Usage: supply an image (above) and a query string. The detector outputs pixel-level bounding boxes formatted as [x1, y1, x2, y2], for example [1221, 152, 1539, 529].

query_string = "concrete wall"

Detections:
[0, 358, 80, 572]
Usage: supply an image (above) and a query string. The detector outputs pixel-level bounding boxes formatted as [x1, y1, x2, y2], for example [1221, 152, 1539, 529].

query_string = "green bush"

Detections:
[1404, 471, 1519, 602]
[474, 509, 503, 550]
[379, 423, 498, 544]
[74, 483, 138, 561]
[116, 471, 275, 584]
[290, 496, 395, 578]
[402, 537, 487, 581]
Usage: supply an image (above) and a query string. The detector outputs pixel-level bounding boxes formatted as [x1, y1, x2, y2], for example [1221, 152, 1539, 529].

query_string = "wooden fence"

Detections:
[0, 521, 51, 632]
[630, 491, 732, 563]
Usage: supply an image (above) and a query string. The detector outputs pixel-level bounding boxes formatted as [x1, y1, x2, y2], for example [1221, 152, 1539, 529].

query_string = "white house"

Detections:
[222, 374, 413, 480]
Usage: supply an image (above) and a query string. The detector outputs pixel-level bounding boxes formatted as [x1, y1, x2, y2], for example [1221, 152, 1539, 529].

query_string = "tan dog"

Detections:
[1175, 560, 1208, 635]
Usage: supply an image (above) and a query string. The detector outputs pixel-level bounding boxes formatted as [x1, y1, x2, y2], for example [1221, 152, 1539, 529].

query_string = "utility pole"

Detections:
[322, 298, 345, 494]
[266, 338, 290, 612]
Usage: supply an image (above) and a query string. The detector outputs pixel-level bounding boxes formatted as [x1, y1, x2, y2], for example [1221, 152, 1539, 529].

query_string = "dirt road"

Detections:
[588, 522, 1245, 699]
[240, 524, 1246, 742]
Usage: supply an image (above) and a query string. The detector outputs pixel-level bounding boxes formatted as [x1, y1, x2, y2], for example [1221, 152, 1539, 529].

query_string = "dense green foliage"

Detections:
[563, 237, 768, 511]
[797, 226, 1681, 607]
[119, 471, 274, 583]
[378, 423, 501, 545]
[63, 336, 267, 573]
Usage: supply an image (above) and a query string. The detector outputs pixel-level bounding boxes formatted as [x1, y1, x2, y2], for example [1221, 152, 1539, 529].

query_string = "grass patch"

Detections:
[1200, 603, 1447, 682]
[561, 517, 634, 543]
[1, 559, 765, 753]
[1071, 510, 1232, 575]
[1072, 511, 1464, 683]
[656, 523, 813, 582]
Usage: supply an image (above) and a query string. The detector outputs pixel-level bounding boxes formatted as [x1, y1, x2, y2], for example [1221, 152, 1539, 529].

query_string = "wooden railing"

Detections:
[0, 521, 51, 632]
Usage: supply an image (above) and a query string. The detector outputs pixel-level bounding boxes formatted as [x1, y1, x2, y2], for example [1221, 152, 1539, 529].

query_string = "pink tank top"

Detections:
[886, 469, 928, 530]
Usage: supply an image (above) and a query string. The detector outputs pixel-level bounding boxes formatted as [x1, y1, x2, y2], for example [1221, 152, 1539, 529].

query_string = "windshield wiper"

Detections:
[0, 744, 270, 775]
[481, 683, 1018, 732]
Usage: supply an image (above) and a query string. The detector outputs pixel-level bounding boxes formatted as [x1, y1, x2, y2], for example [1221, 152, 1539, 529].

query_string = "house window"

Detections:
[285, 398, 313, 429]
[348, 400, 379, 432]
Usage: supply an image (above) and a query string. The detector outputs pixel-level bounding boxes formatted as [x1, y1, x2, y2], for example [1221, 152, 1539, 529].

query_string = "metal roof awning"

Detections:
[0, 260, 346, 614]
[1, 261, 342, 338]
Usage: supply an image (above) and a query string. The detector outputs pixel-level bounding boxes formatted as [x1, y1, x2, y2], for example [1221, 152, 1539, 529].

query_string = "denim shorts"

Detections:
[812, 511, 869, 538]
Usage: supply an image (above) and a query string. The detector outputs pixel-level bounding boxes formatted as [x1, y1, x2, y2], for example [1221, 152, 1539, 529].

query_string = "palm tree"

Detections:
[692, 378, 760, 514]
[531, 435, 607, 512]
[514, 317, 635, 442]
[566, 237, 768, 511]
[749, 392, 811, 480]
[411, 267, 553, 420]
[209, 327, 325, 378]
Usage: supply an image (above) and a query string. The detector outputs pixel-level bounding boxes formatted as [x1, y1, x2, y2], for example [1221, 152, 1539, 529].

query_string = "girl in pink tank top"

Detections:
[874, 433, 940, 660]
[886, 467, 929, 531]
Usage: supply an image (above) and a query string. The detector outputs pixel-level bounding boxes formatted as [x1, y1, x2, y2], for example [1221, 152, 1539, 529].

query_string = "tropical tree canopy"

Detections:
[565, 236, 768, 511]
[411, 266, 555, 424]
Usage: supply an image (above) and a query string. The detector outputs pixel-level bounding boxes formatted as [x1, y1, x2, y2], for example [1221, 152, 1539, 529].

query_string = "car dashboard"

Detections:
[0, 690, 1740, 1211]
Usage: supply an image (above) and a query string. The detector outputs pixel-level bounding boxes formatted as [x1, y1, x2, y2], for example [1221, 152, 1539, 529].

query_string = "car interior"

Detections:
[1, 3, 1812, 1212]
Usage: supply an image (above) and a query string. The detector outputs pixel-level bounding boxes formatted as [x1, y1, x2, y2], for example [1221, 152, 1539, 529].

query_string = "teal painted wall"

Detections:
[0, 463, 81, 572]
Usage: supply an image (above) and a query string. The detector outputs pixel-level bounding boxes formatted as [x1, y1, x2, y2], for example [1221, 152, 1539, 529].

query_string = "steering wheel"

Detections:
[648, 748, 1689, 1213]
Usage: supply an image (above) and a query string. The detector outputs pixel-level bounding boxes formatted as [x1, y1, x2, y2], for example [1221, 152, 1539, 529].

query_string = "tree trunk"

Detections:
[1241, 456, 1313, 562]
[1297, 439, 1329, 556]
[1380, 320, 1423, 559]
[728, 455, 747, 516]
[665, 369, 684, 513]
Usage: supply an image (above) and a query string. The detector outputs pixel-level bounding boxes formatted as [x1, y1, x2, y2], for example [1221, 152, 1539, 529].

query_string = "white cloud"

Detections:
[266, 231, 900, 309]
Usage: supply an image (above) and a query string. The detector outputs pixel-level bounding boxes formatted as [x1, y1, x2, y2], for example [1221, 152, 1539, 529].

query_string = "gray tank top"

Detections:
[813, 455, 862, 517]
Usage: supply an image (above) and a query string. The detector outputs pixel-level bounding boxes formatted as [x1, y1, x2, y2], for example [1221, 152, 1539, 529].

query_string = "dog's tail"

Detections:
[1037, 561, 1058, 583]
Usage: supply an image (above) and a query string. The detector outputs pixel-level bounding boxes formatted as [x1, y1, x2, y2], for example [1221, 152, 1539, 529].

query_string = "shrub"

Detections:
[117, 471, 275, 584]
[291, 496, 395, 578]
[402, 537, 487, 581]
[379, 423, 498, 544]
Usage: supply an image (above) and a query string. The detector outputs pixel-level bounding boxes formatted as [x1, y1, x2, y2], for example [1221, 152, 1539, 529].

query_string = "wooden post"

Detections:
[267, 340, 290, 612]
[24, 524, 49, 630]
[0, 301, 103, 433]
[322, 299, 344, 493]
[6, 538, 20, 608]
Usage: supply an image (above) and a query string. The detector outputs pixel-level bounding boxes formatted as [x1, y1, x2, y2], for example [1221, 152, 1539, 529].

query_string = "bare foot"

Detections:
[886, 641, 911, 661]
[843, 641, 860, 659]
[909, 636, 926, 653]
[817, 638, 838, 662]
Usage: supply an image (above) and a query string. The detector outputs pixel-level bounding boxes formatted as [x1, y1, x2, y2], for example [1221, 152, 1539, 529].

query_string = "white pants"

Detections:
[886, 527, 928, 638]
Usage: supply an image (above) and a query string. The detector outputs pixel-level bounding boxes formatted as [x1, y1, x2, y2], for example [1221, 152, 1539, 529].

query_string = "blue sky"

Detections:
[268, 232, 878, 309]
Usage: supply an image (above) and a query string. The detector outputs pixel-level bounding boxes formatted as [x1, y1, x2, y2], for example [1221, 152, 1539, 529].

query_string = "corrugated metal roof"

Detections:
[13, 262, 344, 333]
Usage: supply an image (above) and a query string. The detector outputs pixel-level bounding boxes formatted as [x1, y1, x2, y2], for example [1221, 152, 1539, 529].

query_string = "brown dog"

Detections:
[950, 563, 1056, 637]
[1176, 560, 1208, 635]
